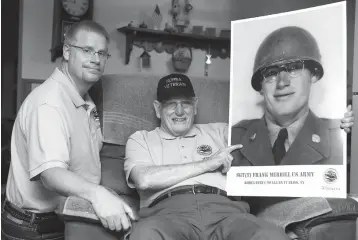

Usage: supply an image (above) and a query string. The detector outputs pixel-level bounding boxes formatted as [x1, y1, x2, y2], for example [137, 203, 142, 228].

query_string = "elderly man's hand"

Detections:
[341, 105, 354, 133]
[91, 186, 139, 232]
[205, 144, 243, 174]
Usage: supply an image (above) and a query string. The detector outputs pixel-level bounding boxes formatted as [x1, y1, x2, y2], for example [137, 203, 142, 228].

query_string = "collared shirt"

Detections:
[124, 123, 228, 208]
[6, 68, 103, 213]
[265, 111, 309, 151]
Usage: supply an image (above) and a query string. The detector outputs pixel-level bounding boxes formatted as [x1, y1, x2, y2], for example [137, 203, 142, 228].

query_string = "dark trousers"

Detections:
[65, 221, 127, 240]
[129, 194, 290, 240]
[1, 200, 64, 240]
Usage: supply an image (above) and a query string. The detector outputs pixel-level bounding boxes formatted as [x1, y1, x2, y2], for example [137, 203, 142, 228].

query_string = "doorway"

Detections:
[1, 0, 20, 186]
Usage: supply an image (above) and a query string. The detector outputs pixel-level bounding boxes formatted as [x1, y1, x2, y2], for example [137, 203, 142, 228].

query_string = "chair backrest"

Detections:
[90, 74, 230, 145]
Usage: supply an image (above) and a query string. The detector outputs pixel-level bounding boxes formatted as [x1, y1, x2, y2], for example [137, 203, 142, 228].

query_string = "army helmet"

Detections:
[251, 26, 324, 91]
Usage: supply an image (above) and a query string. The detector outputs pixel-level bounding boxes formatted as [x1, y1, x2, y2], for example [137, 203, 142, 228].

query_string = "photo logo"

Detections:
[197, 145, 212, 156]
[323, 168, 338, 184]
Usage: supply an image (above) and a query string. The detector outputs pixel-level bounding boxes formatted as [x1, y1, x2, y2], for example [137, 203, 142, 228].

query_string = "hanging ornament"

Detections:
[140, 51, 151, 69]
[204, 45, 211, 76]
[205, 53, 212, 65]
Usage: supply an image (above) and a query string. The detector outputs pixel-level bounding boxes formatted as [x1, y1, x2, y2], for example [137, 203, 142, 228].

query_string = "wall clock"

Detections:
[50, 0, 93, 62]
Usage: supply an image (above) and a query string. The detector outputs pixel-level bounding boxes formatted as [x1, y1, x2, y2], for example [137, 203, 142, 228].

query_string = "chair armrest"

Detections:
[56, 194, 139, 224]
[289, 198, 358, 240]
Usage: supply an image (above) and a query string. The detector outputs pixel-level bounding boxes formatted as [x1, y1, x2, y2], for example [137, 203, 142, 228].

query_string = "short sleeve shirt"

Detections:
[125, 123, 228, 208]
[6, 68, 103, 213]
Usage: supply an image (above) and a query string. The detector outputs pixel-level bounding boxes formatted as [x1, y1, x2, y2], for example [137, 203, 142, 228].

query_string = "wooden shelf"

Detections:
[117, 26, 230, 65]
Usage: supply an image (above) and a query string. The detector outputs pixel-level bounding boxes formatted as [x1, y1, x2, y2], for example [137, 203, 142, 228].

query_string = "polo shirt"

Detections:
[125, 123, 228, 208]
[6, 68, 103, 213]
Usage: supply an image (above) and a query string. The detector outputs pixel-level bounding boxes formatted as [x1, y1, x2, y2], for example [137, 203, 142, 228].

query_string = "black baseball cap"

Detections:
[157, 73, 196, 102]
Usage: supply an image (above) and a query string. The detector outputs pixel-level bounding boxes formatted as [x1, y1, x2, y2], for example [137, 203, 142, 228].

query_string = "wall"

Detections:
[20, 0, 234, 81]
[19, 0, 355, 99]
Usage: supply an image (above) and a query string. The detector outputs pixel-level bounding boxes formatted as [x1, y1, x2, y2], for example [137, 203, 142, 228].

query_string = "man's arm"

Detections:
[341, 105, 354, 133]
[27, 105, 137, 232]
[130, 160, 217, 191]
[40, 168, 137, 231]
[126, 134, 242, 191]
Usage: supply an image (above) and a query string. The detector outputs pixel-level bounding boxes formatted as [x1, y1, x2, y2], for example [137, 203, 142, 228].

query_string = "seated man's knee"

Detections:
[251, 226, 290, 240]
[65, 221, 123, 240]
[130, 218, 168, 239]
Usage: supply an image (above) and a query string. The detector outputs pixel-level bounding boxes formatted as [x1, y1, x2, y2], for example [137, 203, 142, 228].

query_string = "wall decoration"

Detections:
[192, 26, 203, 35]
[140, 51, 151, 69]
[118, 26, 230, 64]
[205, 27, 216, 37]
[51, 0, 93, 62]
[139, 22, 148, 28]
[170, 0, 193, 33]
[204, 45, 212, 76]
[172, 45, 192, 72]
[220, 29, 231, 38]
[151, 5, 163, 30]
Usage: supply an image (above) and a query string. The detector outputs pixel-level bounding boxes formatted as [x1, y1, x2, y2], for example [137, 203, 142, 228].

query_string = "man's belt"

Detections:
[3, 199, 64, 233]
[149, 185, 234, 208]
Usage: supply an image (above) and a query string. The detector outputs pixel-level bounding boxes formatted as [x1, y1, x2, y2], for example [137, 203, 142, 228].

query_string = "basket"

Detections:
[172, 46, 192, 72]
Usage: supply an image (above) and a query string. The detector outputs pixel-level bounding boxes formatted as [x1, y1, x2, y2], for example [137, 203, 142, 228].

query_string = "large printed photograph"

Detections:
[227, 2, 348, 198]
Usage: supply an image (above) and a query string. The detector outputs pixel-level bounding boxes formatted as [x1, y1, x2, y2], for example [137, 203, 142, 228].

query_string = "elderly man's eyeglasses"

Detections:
[67, 44, 111, 60]
[261, 60, 305, 84]
[162, 99, 196, 110]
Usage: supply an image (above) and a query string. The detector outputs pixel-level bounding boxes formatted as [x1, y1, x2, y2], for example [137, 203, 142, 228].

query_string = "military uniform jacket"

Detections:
[231, 111, 343, 166]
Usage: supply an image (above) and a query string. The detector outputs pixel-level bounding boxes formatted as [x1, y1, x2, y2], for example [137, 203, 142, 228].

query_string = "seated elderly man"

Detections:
[124, 73, 354, 240]
[124, 73, 292, 240]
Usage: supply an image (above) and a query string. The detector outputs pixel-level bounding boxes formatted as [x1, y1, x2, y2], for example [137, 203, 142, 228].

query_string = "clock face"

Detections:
[62, 0, 89, 17]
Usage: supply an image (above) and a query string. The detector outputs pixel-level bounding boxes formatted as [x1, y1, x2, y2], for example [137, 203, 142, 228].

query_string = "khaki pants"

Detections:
[129, 194, 290, 240]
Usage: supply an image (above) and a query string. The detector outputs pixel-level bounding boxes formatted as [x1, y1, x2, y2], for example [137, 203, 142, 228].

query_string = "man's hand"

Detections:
[341, 105, 354, 133]
[205, 144, 243, 174]
[91, 186, 138, 232]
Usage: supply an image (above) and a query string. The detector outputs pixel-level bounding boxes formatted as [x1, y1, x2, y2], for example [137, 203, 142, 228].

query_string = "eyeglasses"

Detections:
[162, 99, 196, 110]
[261, 60, 305, 84]
[67, 44, 111, 60]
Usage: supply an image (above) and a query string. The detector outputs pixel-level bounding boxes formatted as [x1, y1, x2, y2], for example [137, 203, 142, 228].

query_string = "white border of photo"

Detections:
[227, 2, 347, 198]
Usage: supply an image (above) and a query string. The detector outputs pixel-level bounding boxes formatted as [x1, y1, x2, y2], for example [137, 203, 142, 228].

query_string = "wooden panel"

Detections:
[350, 0, 358, 194]
[350, 95, 358, 194]
[353, 0, 358, 93]
[19, 78, 45, 105]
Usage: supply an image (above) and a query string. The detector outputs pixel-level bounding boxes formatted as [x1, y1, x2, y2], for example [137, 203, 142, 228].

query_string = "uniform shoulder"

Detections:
[231, 119, 260, 130]
[319, 118, 341, 130]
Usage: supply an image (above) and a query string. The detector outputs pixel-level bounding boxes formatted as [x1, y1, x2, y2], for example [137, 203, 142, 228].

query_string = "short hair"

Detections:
[64, 20, 110, 45]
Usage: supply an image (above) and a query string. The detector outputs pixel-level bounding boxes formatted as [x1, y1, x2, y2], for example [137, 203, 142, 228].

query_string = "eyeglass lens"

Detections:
[262, 61, 304, 82]
[163, 100, 195, 110]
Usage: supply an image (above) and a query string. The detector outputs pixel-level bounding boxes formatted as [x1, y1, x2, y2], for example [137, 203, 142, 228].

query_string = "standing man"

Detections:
[231, 26, 354, 166]
[2, 20, 136, 240]
[125, 73, 291, 240]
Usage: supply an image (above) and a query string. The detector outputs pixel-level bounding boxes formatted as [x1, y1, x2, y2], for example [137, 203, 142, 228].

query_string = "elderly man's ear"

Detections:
[153, 100, 162, 119]
[341, 105, 354, 133]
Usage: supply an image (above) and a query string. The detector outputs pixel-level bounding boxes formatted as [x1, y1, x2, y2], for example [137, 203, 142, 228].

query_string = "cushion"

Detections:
[245, 197, 332, 230]
[100, 143, 138, 198]
[90, 74, 229, 145]
[56, 194, 138, 225]
[289, 198, 358, 239]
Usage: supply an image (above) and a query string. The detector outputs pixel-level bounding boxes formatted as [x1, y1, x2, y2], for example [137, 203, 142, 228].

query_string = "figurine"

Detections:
[139, 21, 148, 28]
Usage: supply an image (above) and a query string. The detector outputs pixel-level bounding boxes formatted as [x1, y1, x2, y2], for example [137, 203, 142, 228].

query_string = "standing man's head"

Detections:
[62, 20, 111, 87]
[251, 26, 323, 125]
[154, 73, 198, 137]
